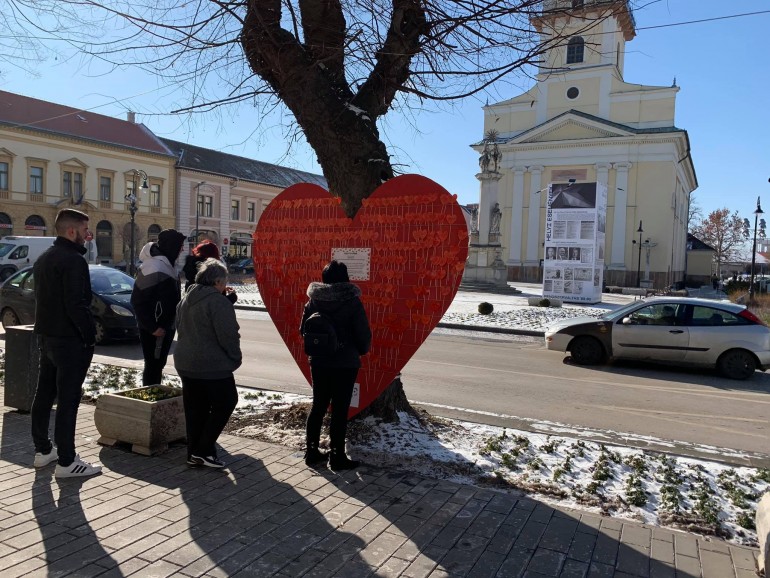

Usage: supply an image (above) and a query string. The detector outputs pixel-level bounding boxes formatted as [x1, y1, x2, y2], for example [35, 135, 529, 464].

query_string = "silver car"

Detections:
[544, 297, 770, 380]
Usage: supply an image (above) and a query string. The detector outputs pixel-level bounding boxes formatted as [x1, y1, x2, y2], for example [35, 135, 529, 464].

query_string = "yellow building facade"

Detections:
[0, 91, 176, 269]
[472, 0, 697, 288]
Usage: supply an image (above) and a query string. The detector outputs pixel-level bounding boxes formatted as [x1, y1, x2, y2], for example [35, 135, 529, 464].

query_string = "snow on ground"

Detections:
[75, 362, 769, 548]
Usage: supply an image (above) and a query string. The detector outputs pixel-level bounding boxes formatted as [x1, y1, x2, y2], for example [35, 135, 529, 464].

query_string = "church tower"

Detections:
[470, 0, 697, 290]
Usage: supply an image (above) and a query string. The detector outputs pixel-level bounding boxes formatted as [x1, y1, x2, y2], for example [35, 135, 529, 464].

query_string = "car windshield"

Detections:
[90, 268, 134, 295]
[0, 243, 15, 258]
[599, 301, 648, 322]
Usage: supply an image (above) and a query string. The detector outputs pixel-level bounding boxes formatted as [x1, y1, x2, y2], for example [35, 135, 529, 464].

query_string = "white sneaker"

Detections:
[55, 455, 102, 478]
[34, 448, 58, 468]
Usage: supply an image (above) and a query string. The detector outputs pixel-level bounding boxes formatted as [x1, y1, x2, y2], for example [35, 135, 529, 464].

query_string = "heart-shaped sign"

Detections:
[253, 174, 469, 417]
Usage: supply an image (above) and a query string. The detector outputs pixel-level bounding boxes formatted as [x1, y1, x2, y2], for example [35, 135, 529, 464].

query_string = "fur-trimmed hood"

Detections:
[306, 282, 361, 302]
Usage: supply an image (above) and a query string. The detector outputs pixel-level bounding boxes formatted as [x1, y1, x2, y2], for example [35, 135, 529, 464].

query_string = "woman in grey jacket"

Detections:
[175, 259, 241, 468]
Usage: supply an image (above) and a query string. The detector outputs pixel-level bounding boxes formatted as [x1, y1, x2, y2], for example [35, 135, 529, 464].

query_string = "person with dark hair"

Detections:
[300, 260, 372, 470]
[182, 240, 237, 302]
[131, 228, 186, 386]
[175, 258, 241, 468]
[31, 208, 102, 477]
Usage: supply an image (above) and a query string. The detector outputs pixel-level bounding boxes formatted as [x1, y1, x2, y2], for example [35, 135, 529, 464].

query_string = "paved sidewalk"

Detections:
[0, 390, 759, 577]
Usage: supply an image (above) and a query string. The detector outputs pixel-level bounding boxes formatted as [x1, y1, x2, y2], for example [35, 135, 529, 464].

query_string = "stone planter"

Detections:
[94, 386, 186, 455]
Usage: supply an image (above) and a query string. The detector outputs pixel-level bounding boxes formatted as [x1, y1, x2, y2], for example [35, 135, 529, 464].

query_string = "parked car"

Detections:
[544, 297, 770, 380]
[0, 236, 56, 281]
[228, 257, 253, 274]
[0, 265, 139, 344]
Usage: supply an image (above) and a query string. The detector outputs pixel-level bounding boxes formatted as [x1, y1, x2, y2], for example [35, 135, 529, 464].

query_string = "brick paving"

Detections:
[0, 390, 760, 577]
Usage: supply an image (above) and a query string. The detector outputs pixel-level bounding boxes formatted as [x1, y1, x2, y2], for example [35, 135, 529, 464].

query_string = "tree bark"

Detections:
[354, 375, 417, 423]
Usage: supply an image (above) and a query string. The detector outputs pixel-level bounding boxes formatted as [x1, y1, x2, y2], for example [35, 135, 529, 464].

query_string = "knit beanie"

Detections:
[157, 229, 186, 265]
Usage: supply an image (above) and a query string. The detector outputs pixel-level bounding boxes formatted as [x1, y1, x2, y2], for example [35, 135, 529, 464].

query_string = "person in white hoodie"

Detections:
[130, 229, 186, 386]
[174, 258, 241, 468]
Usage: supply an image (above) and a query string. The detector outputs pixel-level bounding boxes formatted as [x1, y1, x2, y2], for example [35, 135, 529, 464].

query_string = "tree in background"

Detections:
[687, 194, 703, 234]
[691, 209, 747, 277]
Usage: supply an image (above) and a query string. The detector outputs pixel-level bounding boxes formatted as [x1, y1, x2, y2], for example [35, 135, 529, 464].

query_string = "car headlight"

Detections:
[110, 304, 134, 317]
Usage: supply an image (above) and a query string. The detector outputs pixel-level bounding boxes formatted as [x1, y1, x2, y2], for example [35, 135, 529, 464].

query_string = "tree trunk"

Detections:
[354, 375, 417, 423]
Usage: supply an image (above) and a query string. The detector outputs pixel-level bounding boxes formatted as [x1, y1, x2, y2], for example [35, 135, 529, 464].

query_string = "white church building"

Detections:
[470, 0, 697, 289]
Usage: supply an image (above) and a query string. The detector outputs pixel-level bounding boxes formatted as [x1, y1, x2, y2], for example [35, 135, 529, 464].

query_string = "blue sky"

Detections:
[1, 0, 768, 220]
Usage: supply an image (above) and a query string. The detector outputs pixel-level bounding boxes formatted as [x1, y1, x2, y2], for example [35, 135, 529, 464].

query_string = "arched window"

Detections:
[96, 220, 113, 258]
[567, 36, 584, 64]
[24, 215, 47, 236]
[148, 224, 161, 242]
[0, 212, 12, 237]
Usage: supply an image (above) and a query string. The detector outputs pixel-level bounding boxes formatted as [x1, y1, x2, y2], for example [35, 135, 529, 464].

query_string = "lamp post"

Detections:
[636, 220, 644, 287]
[748, 196, 764, 303]
[125, 169, 149, 276]
[193, 180, 206, 249]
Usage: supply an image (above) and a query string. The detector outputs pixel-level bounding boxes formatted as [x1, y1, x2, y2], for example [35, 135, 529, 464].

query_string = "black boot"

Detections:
[304, 445, 328, 466]
[329, 448, 359, 470]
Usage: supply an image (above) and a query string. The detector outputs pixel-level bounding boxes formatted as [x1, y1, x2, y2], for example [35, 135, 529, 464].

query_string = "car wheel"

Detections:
[1, 307, 20, 329]
[717, 349, 756, 380]
[569, 336, 605, 365]
[94, 319, 107, 345]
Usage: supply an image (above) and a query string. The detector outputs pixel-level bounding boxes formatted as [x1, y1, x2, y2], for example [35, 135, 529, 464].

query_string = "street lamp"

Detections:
[635, 220, 644, 287]
[193, 180, 206, 250]
[125, 169, 149, 276]
[748, 196, 765, 302]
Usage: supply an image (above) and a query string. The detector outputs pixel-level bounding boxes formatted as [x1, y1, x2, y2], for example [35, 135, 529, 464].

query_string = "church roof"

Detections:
[160, 138, 327, 189]
[687, 234, 715, 252]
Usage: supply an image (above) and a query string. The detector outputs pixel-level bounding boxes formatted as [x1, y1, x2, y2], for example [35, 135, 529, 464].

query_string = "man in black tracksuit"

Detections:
[31, 208, 102, 478]
[131, 229, 186, 386]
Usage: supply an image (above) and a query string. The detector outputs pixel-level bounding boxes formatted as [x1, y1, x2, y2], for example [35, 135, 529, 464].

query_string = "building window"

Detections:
[63, 172, 72, 197]
[96, 220, 113, 258]
[247, 202, 255, 222]
[148, 224, 161, 242]
[100, 176, 112, 201]
[29, 166, 44, 194]
[566, 36, 584, 64]
[150, 184, 161, 207]
[201, 195, 213, 218]
[0, 212, 12, 236]
[231, 199, 240, 221]
[0, 162, 9, 191]
[566, 86, 580, 100]
[25, 214, 46, 235]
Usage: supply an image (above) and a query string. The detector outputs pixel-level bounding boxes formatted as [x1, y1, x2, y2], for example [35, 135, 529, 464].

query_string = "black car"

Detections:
[228, 257, 253, 274]
[0, 265, 139, 344]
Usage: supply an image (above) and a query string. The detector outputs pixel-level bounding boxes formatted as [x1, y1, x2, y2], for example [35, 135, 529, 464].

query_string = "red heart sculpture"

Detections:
[253, 174, 469, 417]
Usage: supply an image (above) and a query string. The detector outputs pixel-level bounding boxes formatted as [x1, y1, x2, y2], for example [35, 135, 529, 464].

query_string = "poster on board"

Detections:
[543, 182, 607, 304]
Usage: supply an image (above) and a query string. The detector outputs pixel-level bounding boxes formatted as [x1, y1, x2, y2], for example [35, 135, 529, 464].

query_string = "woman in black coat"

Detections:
[300, 261, 371, 470]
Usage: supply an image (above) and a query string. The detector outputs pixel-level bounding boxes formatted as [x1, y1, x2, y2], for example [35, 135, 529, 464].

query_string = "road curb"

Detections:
[233, 305, 546, 338]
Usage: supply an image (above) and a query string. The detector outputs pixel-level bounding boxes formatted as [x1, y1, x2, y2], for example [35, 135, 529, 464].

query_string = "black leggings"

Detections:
[306, 367, 359, 451]
[181, 374, 238, 459]
[139, 327, 175, 386]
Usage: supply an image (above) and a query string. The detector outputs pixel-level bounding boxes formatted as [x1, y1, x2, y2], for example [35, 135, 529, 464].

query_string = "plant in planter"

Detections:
[94, 385, 185, 455]
[539, 298, 551, 307]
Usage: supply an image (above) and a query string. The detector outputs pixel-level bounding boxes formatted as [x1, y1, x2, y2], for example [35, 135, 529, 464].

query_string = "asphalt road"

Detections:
[4, 311, 769, 465]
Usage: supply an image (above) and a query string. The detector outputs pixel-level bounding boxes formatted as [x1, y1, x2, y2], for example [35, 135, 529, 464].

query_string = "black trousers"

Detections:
[31, 336, 94, 467]
[139, 327, 176, 386]
[306, 366, 359, 451]
[181, 374, 238, 458]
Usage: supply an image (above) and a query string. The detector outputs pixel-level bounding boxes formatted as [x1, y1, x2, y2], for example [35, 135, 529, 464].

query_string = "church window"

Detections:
[566, 87, 580, 100]
[567, 37, 584, 64]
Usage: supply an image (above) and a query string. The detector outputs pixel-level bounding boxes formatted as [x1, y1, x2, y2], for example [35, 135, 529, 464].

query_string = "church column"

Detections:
[526, 166, 544, 263]
[610, 162, 631, 267]
[476, 171, 502, 246]
[508, 166, 526, 264]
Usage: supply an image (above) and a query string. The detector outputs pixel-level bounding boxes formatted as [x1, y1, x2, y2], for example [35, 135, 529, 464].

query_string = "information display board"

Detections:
[543, 182, 607, 304]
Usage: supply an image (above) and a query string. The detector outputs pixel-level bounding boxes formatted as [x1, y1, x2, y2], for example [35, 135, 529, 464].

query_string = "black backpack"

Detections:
[303, 307, 343, 356]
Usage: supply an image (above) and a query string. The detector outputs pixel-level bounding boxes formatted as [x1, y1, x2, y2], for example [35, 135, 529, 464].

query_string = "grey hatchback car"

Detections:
[0, 264, 139, 345]
[544, 297, 770, 380]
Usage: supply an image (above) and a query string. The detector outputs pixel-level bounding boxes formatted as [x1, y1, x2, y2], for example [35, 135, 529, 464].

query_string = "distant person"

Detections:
[31, 208, 102, 478]
[175, 259, 241, 468]
[182, 240, 237, 303]
[300, 261, 371, 470]
[131, 229, 186, 386]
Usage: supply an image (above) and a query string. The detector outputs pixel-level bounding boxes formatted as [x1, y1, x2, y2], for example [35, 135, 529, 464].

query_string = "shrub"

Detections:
[538, 298, 551, 307]
[478, 302, 494, 315]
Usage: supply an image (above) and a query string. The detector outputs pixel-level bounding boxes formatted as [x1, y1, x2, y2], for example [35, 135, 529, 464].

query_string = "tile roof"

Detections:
[160, 138, 327, 189]
[0, 90, 173, 156]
